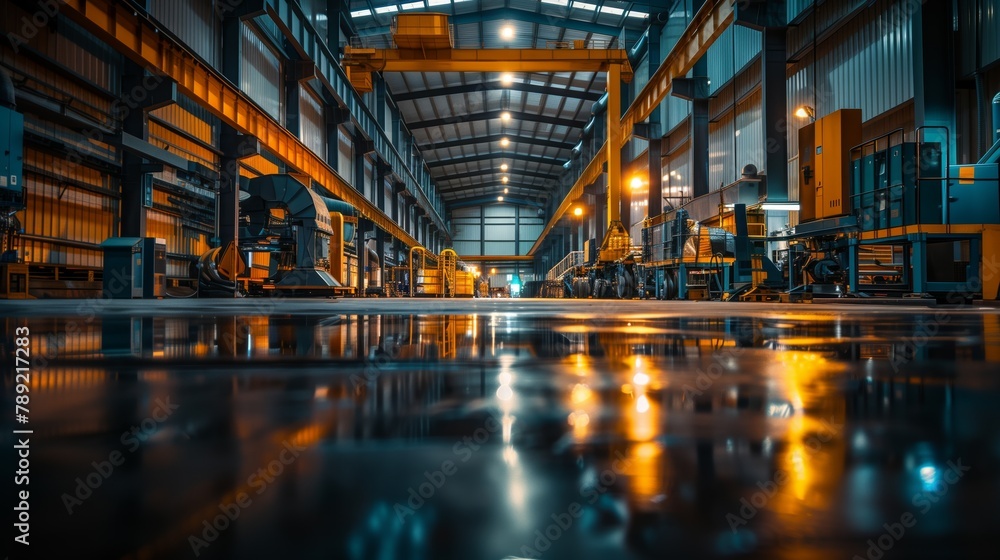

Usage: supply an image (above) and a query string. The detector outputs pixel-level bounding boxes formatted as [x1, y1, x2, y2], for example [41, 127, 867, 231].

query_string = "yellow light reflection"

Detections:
[571, 383, 592, 405]
[768, 350, 846, 523]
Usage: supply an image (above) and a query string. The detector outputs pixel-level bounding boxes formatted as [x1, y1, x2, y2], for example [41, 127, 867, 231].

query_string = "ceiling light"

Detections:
[627, 10, 648, 18]
[428, 0, 449, 5]
[500, 137, 510, 147]
[350, 9, 371, 17]
[375, 5, 398, 14]
[500, 163, 508, 171]
[497, 196, 504, 202]
[504, 187, 509, 194]
[501, 176, 509, 183]
[630, 176, 643, 190]
[500, 111, 511, 122]
[599, 6, 624, 15]
[572, 2, 597, 11]
[500, 73, 513, 85]
[401, 1, 425, 10]
[500, 25, 515, 40]
[542, 0, 569, 5]
[795, 105, 816, 120]
[574, 207, 583, 217]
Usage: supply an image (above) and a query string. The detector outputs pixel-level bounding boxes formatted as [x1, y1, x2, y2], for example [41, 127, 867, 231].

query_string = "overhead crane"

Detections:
[341, 13, 634, 258]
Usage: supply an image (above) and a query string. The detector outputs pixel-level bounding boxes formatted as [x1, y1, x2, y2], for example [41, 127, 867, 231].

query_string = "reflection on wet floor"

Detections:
[4, 303, 1000, 559]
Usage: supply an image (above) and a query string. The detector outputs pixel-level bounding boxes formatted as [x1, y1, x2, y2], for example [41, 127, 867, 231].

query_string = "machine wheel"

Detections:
[572, 277, 590, 299]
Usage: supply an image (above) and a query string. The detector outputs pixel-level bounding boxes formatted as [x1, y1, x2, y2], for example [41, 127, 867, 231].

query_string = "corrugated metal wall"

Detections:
[338, 127, 354, 179]
[149, 0, 219, 67]
[706, 26, 761, 96]
[299, 85, 326, 157]
[241, 23, 283, 122]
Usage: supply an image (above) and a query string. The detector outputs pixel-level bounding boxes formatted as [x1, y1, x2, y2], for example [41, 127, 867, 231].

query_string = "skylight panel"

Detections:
[375, 5, 399, 14]
[350, 9, 371, 17]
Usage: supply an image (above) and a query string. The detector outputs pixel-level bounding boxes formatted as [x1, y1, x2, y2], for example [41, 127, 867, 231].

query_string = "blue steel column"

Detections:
[912, 0, 957, 165]
[647, 20, 664, 217]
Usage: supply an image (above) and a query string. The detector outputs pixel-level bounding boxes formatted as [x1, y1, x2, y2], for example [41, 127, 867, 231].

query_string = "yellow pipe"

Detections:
[329, 212, 345, 285]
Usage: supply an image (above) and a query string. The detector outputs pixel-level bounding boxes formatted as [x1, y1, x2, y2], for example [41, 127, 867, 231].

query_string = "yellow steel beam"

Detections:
[620, 0, 734, 145]
[61, 0, 419, 248]
[344, 46, 633, 76]
[529, 0, 734, 256]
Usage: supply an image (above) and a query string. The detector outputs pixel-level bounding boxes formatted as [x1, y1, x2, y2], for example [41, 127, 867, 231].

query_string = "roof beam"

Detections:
[449, 8, 623, 37]
[422, 134, 575, 152]
[447, 197, 545, 210]
[407, 110, 587, 130]
[392, 81, 602, 102]
[439, 183, 550, 194]
[434, 169, 559, 183]
[427, 153, 563, 169]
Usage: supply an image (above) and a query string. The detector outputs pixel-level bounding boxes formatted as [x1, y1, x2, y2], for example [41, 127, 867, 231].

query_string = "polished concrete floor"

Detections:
[3, 298, 1000, 559]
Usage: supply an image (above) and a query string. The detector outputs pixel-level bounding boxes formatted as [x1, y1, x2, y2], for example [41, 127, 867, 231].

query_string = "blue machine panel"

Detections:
[0, 105, 24, 204]
[949, 164, 1000, 224]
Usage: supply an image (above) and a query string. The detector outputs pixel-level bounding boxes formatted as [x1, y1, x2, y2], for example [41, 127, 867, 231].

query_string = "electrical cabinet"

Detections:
[100, 237, 166, 298]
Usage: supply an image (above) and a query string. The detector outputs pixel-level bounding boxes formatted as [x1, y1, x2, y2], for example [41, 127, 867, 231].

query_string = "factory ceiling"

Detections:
[347, 0, 663, 209]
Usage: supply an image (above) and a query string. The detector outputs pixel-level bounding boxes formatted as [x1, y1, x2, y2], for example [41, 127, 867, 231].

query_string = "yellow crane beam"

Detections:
[60, 0, 420, 249]
[343, 46, 633, 77]
[529, 0, 734, 256]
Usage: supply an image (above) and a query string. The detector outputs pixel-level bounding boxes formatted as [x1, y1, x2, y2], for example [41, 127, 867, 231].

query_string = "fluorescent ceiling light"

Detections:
[542, 0, 570, 5]
[401, 1, 425, 9]
[599, 6, 624, 15]
[428, 0, 450, 5]
[375, 5, 398, 14]
[572, 2, 597, 11]
[350, 9, 371, 17]
[627, 10, 648, 18]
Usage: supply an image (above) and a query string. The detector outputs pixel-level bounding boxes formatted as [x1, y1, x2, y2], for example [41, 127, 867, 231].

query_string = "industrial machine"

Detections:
[407, 246, 475, 297]
[198, 174, 358, 297]
[546, 108, 1000, 303]
[100, 237, 167, 299]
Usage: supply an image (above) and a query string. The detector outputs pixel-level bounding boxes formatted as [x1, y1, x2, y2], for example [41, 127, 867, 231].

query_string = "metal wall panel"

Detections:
[454, 241, 481, 255]
[663, 141, 691, 204]
[484, 204, 516, 218]
[53, 19, 118, 92]
[241, 23, 283, 122]
[982, 0, 1000, 68]
[707, 26, 761, 96]
[484, 241, 515, 254]
[452, 206, 481, 219]
[338, 126, 353, 181]
[708, 117, 735, 192]
[735, 88, 764, 176]
[484, 223, 516, 240]
[149, 0, 218, 67]
[299, 85, 326, 157]
[519, 224, 543, 240]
